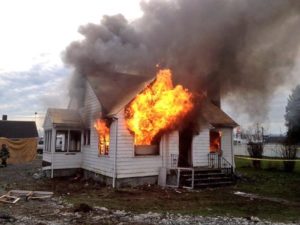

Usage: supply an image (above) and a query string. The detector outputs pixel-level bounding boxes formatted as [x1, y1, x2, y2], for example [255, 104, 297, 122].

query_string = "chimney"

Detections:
[207, 79, 221, 108]
[2, 115, 7, 120]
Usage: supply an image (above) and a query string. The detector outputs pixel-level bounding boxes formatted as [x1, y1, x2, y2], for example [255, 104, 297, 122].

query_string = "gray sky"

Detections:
[0, 0, 299, 135]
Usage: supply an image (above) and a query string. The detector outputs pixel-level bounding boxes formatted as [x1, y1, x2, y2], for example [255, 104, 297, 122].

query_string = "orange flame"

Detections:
[210, 131, 222, 153]
[94, 119, 110, 155]
[125, 69, 194, 145]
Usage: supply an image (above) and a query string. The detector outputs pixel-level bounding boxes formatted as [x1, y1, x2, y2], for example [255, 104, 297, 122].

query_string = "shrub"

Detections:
[281, 144, 297, 172]
[247, 142, 263, 169]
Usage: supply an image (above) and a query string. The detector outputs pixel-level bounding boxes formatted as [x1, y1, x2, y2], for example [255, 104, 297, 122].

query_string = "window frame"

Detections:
[55, 129, 81, 153]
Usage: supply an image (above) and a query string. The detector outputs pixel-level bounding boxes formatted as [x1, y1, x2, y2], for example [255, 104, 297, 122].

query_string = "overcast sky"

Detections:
[0, 0, 299, 135]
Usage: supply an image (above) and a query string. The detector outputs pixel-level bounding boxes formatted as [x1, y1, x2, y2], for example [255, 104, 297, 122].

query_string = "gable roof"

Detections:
[200, 100, 238, 128]
[85, 70, 238, 128]
[0, 121, 38, 138]
[86, 70, 152, 115]
[45, 108, 83, 128]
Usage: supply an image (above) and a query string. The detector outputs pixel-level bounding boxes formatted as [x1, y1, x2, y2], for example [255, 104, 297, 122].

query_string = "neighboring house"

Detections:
[43, 71, 238, 188]
[0, 115, 39, 164]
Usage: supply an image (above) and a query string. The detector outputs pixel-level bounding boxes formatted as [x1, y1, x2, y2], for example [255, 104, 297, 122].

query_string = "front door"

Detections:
[178, 126, 193, 167]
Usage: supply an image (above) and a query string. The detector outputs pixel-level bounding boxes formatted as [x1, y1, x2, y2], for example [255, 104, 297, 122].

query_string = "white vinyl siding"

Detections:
[115, 111, 163, 179]
[80, 81, 114, 177]
[220, 128, 234, 167]
[160, 131, 179, 168]
[192, 128, 210, 166]
[43, 152, 82, 169]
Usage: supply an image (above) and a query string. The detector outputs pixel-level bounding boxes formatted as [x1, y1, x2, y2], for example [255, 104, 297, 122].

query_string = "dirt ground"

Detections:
[0, 157, 299, 225]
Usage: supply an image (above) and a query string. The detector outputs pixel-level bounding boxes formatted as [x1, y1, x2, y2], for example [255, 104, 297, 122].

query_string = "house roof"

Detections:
[0, 121, 38, 138]
[46, 108, 83, 128]
[86, 70, 152, 115]
[86, 70, 238, 128]
[200, 100, 238, 128]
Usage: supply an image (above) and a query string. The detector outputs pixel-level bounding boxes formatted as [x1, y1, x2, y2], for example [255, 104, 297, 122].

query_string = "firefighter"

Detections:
[0, 144, 10, 167]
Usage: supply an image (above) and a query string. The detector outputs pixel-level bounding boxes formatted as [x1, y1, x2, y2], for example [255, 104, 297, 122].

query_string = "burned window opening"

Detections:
[134, 136, 160, 156]
[210, 130, 222, 153]
[94, 119, 111, 156]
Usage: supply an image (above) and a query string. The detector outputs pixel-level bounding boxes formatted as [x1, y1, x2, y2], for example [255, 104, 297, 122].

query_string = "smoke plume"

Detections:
[63, 0, 300, 117]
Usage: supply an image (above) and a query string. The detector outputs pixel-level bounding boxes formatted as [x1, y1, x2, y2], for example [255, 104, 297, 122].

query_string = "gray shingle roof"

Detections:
[46, 108, 83, 128]
[0, 121, 38, 138]
[86, 70, 152, 116]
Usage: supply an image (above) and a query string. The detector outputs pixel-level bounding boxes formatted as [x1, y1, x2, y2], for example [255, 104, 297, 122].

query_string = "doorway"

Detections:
[178, 126, 194, 167]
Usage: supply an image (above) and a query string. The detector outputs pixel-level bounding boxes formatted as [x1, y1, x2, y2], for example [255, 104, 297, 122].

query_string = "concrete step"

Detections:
[193, 181, 234, 188]
[186, 176, 233, 183]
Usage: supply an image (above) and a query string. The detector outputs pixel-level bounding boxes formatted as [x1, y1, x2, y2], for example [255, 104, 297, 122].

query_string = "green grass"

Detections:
[235, 156, 300, 172]
[234, 156, 300, 202]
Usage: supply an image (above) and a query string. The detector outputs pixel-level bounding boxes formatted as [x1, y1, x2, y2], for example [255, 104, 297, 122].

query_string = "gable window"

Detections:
[55, 130, 81, 153]
[83, 129, 91, 146]
[94, 119, 110, 156]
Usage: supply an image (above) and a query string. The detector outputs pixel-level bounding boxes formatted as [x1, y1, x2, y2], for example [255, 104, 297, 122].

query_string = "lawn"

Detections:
[59, 157, 300, 222]
[234, 156, 300, 202]
[3, 157, 299, 223]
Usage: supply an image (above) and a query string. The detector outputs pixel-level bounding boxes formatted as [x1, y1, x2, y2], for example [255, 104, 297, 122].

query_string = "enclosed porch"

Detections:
[42, 108, 83, 177]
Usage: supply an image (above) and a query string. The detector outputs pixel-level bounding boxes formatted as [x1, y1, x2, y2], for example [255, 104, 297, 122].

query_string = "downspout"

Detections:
[112, 117, 118, 188]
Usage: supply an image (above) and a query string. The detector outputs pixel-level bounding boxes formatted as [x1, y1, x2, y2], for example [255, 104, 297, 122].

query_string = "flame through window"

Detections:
[94, 119, 110, 155]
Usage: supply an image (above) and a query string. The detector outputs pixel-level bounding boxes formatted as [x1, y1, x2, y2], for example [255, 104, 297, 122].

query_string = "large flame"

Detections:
[125, 69, 194, 145]
[94, 119, 110, 155]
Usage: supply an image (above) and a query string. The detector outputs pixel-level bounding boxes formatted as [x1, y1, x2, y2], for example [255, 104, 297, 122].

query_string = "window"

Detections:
[55, 130, 68, 152]
[134, 137, 160, 156]
[210, 130, 222, 153]
[83, 129, 91, 146]
[69, 130, 81, 152]
[94, 119, 110, 156]
[55, 130, 81, 153]
[44, 130, 52, 152]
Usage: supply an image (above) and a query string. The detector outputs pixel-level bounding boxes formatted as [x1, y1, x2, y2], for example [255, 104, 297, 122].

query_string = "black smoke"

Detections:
[63, 0, 300, 117]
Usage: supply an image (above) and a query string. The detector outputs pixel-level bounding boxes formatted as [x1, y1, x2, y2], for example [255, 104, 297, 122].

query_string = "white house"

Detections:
[43, 70, 238, 188]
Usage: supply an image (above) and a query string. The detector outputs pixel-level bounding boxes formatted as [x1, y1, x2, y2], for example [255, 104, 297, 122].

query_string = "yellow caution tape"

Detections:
[235, 156, 300, 162]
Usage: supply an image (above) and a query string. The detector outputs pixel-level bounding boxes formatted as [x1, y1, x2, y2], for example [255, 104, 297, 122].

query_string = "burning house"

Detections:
[43, 69, 237, 188]
[43, 0, 300, 188]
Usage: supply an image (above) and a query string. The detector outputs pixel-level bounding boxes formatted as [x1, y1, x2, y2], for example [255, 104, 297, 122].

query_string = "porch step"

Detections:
[179, 168, 235, 189]
[193, 181, 234, 188]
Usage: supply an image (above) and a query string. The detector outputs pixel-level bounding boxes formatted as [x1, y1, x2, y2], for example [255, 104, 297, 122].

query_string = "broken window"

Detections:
[134, 137, 160, 156]
[210, 130, 222, 153]
[94, 119, 110, 156]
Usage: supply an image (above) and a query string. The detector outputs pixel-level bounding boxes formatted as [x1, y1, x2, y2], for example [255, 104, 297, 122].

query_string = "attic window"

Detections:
[94, 119, 110, 156]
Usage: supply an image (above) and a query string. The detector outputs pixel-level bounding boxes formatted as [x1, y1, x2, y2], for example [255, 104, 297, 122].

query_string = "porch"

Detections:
[160, 153, 235, 189]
